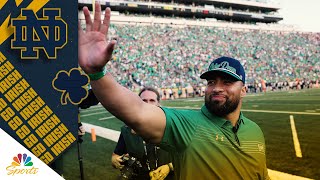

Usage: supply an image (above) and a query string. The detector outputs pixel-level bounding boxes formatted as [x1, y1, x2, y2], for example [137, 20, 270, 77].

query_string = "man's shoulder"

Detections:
[161, 107, 203, 119]
[161, 106, 201, 114]
[242, 116, 258, 125]
[241, 115, 264, 133]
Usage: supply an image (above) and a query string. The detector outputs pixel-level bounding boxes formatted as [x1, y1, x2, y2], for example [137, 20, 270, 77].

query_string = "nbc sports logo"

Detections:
[12, 153, 33, 166]
[6, 153, 39, 176]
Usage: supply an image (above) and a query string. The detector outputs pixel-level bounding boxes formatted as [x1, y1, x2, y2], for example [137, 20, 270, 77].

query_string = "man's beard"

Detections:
[205, 94, 240, 117]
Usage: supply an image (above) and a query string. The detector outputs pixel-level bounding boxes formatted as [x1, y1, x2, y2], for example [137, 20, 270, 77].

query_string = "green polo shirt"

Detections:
[160, 105, 269, 180]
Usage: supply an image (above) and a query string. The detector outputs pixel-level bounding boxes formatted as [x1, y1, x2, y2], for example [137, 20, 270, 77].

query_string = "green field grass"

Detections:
[63, 88, 320, 179]
[63, 134, 119, 180]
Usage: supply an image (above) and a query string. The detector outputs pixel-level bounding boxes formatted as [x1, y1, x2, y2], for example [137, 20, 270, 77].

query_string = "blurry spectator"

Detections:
[93, 23, 320, 92]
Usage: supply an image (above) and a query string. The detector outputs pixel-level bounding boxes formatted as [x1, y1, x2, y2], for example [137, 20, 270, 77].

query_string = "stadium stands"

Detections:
[104, 24, 319, 90]
[78, 0, 320, 95]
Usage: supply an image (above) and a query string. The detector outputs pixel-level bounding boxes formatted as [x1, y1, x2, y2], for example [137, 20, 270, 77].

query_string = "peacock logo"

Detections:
[11, 153, 33, 167]
[6, 153, 39, 176]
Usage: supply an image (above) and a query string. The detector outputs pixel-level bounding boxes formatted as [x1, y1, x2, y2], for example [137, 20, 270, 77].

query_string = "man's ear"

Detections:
[241, 85, 247, 98]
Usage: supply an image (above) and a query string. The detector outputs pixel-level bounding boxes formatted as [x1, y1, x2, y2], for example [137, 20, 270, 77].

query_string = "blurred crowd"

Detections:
[104, 24, 320, 93]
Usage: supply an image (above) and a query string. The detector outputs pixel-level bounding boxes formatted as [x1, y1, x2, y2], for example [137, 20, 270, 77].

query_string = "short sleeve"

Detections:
[160, 107, 197, 152]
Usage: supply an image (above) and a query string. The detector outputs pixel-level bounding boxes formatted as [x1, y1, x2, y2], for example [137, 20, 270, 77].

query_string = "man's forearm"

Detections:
[91, 73, 144, 125]
[90, 73, 166, 143]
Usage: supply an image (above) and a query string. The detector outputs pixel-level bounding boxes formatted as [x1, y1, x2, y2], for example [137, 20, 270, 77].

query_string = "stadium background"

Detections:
[63, 0, 319, 179]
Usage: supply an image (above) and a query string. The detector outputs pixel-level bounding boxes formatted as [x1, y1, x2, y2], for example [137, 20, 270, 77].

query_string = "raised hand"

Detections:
[78, 2, 116, 74]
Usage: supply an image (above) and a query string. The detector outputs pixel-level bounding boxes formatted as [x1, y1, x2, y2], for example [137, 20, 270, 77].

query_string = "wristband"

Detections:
[87, 68, 106, 81]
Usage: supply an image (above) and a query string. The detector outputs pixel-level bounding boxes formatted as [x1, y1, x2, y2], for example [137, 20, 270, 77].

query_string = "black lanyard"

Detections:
[143, 141, 158, 170]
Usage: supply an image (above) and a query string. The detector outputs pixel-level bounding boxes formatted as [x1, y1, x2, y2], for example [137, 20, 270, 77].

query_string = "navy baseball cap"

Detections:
[200, 56, 245, 84]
